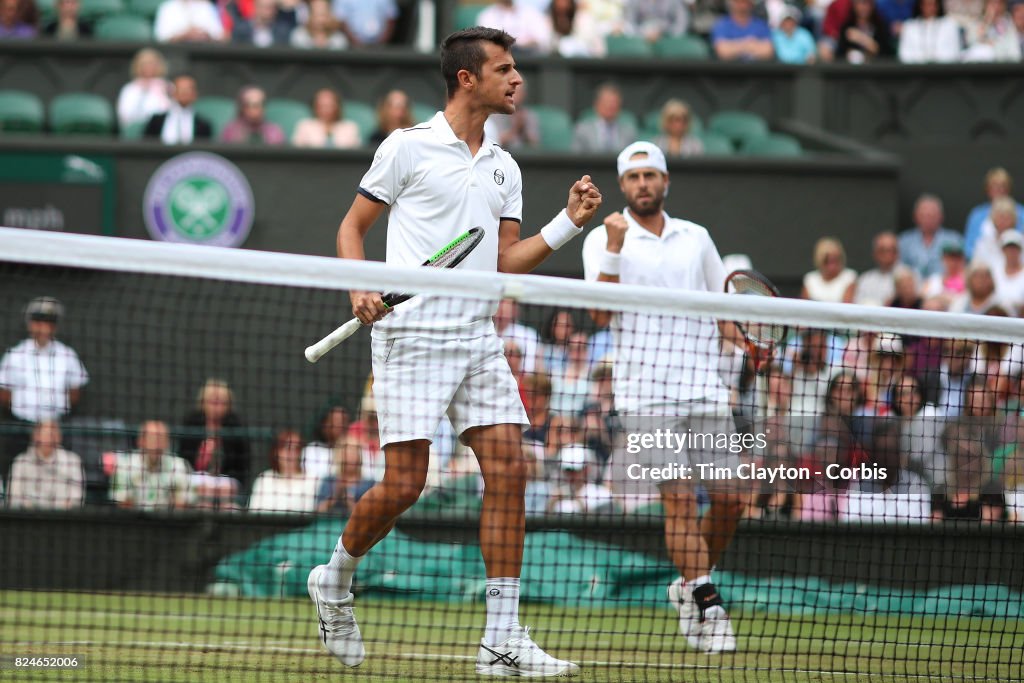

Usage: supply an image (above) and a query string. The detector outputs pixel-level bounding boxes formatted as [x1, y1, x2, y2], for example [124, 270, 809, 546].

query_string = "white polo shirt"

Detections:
[581, 208, 729, 413]
[359, 112, 523, 339]
[0, 338, 89, 422]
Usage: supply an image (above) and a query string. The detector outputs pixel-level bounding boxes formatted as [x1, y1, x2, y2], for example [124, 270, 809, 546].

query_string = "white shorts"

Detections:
[371, 333, 529, 447]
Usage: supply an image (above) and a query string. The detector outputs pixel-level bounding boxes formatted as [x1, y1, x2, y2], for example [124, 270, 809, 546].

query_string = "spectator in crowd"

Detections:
[898, 0, 962, 62]
[545, 443, 612, 513]
[143, 74, 212, 144]
[478, 0, 553, 53]
[110, 420, 193, 510]
[622, 0, 689, 43]
[484, 83, 541, 149]
[368, 89, 413, 146]
[494, 298, 542, 373]
[290, 0, 347, 48]
[316, 435, 362, 514]
[249, 429, 318, 513]
[540, 309, 576, 374]
[898, 193, 964, 279]
[841, 419, 931, 523]
[789, 329, 834, 416]
[332, 0, 396, 46]
[878, 0, 916, 34]
[929, 339, 977, 417]
[652, 98, 704, 158]
[117, 49, 172, 131]
[550, 332, 593, 415]
[773, 5, 817, 63]
[179, 378, 250, 508]
[854, 231, 900, 306]
[0, 0, 37, 38]
[292, 88, 361, 148]
[712, 0, 775, 61]
[949, 263, 1003, 314]
[301, 403, 350, 482]
[580, 363, 617, 466]
[865, 332, 905, 410]
[801, 237, 857, 303]
[548, 0, 605, 57]
[572, 83, 638, 153]
[836, 0, 896, 61]
[154, 0, 225, 42]
[818, 0, 852, 60]
[504, 340, 528, 405]
[1013, 0, 1024, 52]
[993, 230, 1024, 311]
[221, 86, 285, 144]
[0, 297, 88, 468]
[231, 0, 294, 46]
[971, 196, 1023, 270]
[7, 420, 82, 509]
[921, 242, 967, 309]
[963, 0, 1022, 60]
[42, 0, 91, 39]
[522, 372, 571, 466]
[935, 375, 1006, 521]
[965, 168, 1024, 259]
[890, 372, 945, 485]
[341, 393, 384, 487]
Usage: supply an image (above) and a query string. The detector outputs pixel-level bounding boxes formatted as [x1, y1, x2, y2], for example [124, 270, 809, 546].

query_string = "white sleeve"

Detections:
[202, 4, 225, 40]
[116, 84, 135, 128]
[500, 159, 523, 223]
[701, 229, 727, 293]
[581, 226, 608, 282]
[153, 4, 178, 41]
[0, 349, 13, 389]
[898, 22, 921, 63]
[66, 348, 88, 390]
[358, 133, 410, 206]
[935, 19, 962, 63]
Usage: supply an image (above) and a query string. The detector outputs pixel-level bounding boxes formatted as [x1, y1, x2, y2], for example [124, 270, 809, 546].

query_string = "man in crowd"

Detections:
[111, 420, 194, 510]
[7, 420, 83, 509]
[144, 74, 213, 144]
[898, 194, 964, 279]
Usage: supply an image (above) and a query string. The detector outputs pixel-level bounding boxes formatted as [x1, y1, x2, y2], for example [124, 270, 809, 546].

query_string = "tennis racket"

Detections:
[724, 269, 788, 374]
[304, 227, 485, 363]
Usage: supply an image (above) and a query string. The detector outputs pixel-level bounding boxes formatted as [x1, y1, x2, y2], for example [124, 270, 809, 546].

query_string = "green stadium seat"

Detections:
[35, 0, 56, 20]
[578, 107, 640, 133]
[94, 14, 152, 41]
[531, 105, 573, 151]
[120, 119, 146, 140]
[78, 0, 125, 20]
[652, 35, 711, 60]
[411, 102, 438, 125]
[343, 100, 376, 141]
[454, 3, 485, 30]
[0, 89, 45, 133]
[605, 34, 653, 57]
[126, 0, 162, 19]
[708, 110, 769, 146]
[742, 133, 804, 157]
[643, 108, 703, 136]
[264, 98, 312, 140]
[49, 92, 115, 136]
[696, 130, 734, 155]
[193, 96, 236, 139]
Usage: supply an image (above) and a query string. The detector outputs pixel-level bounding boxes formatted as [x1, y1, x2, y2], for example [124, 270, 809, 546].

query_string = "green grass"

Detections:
[0, 591, 1020, 682]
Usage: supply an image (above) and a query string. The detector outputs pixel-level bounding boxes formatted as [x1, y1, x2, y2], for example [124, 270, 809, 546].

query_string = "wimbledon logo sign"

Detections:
[143, 152, 255, 247]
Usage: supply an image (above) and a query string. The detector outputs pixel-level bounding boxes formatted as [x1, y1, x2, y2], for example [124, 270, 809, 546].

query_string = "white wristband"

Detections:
[599, 250, 621, 276]
[540, 209, 582, 250]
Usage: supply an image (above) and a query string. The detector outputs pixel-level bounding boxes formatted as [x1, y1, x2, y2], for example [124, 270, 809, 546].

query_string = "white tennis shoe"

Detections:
[667, 577, 703, 650]
[668, 578, 737, 654]
[307, 565, 365, 667]
[475, 626, 579, 677]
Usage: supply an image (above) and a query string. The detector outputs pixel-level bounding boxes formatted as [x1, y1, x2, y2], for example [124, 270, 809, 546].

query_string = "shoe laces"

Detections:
[320, 600, 357, 637]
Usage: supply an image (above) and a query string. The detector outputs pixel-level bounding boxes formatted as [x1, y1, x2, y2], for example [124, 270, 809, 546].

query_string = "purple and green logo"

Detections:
[143, 152, 254, 247]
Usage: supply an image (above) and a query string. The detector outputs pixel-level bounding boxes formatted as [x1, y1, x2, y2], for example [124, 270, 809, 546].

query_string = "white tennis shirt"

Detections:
[0, 338, 89, 422]
[359, 112, 523, 339]
[582, 209, 729, 412]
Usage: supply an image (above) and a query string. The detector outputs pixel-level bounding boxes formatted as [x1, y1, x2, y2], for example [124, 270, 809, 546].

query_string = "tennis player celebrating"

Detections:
[308, 27, 601, 677]
[582, 142, 747, 654]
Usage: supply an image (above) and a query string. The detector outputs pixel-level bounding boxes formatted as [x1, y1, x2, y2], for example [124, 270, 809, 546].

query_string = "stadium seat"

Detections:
[696, 130, 735, 155]
[742, 133, 804, 157]
[652, 35, 711, 60]
[643, 108, 703, 136]
[578, 107, 640, 133]
[605, 34, 653, 57]
[0, 89, 45, 133]
[94, 14, 152, 40]
[78, 0, 125, 20]
[454, 3, 484, 30]
[127, 0, 161, 19]
[193, 96, 236, 139]
[264, 98, 312, 140]
[708, 110, 769, 146]
[120, 119, 146, 139]
[35, 0, 55, 20]
[49, 93, 115, 136]
[343, 99, 376, 141]
[531, 105, 573, 151]
[411, 101, 438, 125]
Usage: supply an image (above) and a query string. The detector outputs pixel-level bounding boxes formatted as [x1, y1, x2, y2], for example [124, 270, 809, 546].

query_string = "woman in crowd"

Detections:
[548, 0, 604, 56]
[301, 403, 350, 482]
[890, 373, 945, 485]
[899, 0, 962, 62]
[652, 99, 704, 158]
[550, 332, 593, 415]
[841, 419, 931, 523]
[368, 89, 413, 146]
[292, 87, 361, 148]
[0, 0, 37, 38]
[117, 48, 172, 131]
[801, 237, 857, 303]
[540, 309, 577, 375]
[949, 263, 1003, 314]
[179, 378, 251, 509]
[290, 0, 346, 49]
[249, 429, 318, 513]
[836, 0, 896, 62]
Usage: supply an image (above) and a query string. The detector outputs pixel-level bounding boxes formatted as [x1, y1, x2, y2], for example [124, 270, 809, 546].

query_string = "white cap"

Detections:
[559, 444, 593, 471]
[617, 141, 668, 178]
[1000, 230, 1023, 249]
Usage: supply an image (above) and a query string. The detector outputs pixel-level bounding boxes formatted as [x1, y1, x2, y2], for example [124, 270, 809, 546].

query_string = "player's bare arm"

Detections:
[588, 211, 628, 327]
[337, 193, 390, 325]
[497, 175, 602, 274]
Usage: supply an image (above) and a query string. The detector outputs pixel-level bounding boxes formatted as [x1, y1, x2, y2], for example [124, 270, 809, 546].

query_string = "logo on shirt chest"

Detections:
[493, 169, 505, 185]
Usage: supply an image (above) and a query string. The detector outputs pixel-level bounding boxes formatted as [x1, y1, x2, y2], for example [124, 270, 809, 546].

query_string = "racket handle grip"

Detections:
[305, 317, 363, 363]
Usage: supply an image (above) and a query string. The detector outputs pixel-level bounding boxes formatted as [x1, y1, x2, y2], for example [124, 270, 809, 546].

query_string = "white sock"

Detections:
[321, 537, 363, 602]
[690, 574, 712, 589]
[484, 578, 521, 645]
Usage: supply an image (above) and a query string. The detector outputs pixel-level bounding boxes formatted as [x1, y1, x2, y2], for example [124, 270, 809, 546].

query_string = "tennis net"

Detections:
[1, 227, 1022, 682]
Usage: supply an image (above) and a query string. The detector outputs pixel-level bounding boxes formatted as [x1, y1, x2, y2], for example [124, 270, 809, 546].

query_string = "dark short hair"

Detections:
[440, 27, 515, 100]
